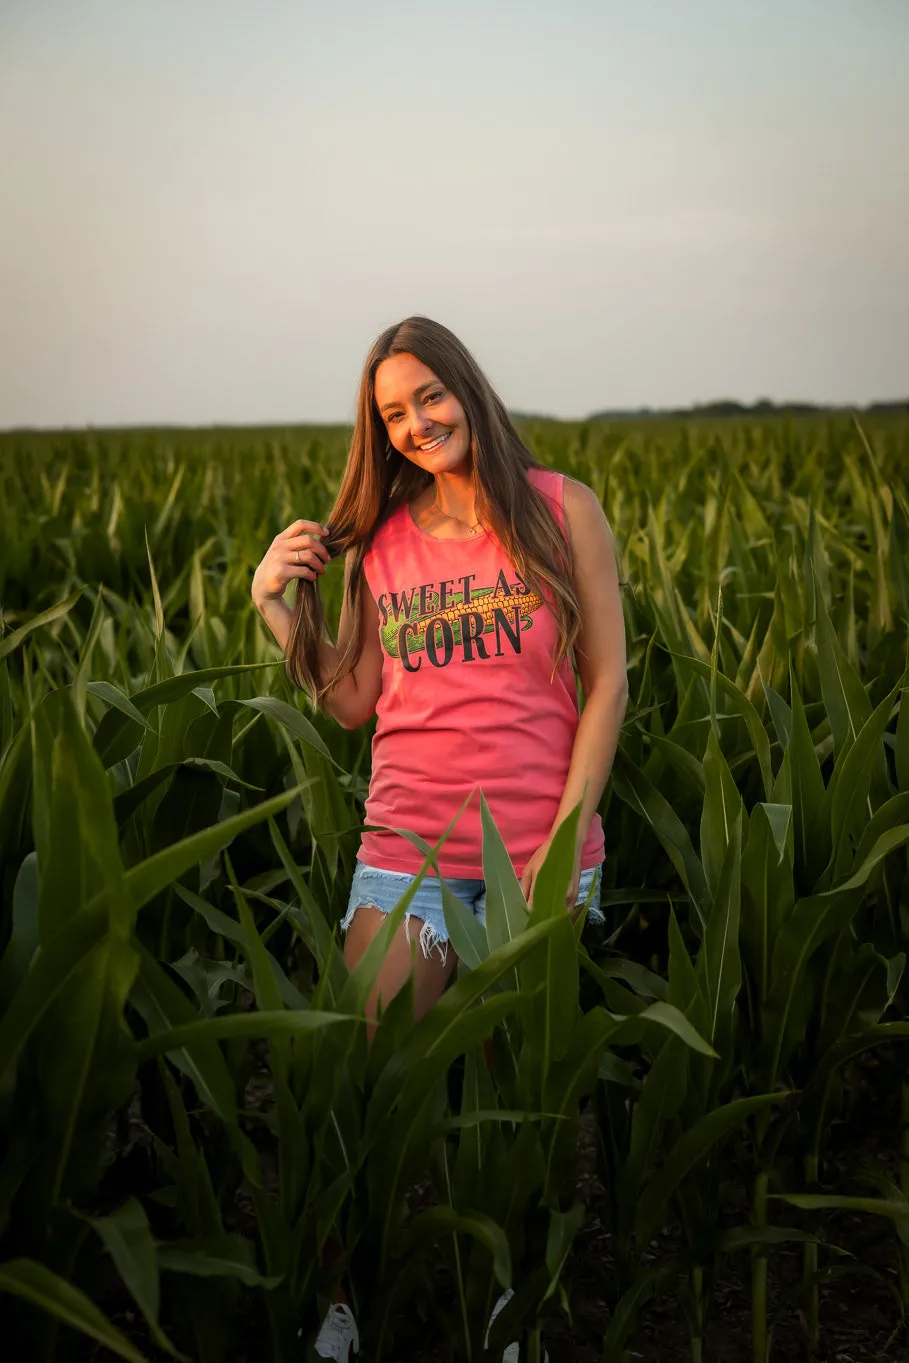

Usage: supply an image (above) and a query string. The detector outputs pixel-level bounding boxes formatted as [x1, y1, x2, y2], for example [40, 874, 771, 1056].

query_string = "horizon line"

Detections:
[2, 395, 908, 437]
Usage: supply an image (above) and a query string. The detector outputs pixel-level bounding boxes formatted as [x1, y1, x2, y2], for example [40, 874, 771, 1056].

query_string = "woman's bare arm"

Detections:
[520, 479, 629, 902]
[252, 521, 383, 728]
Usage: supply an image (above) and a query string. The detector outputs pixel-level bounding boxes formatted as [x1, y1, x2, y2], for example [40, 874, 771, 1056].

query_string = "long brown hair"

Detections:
[287, 316, 582, 705]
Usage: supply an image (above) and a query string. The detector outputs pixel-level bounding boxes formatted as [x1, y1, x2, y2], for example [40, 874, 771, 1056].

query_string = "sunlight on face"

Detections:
[374, 353, 471, 477]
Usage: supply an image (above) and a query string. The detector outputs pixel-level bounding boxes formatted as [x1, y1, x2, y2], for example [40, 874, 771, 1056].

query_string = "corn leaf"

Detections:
[0, 1257, 148, 1363]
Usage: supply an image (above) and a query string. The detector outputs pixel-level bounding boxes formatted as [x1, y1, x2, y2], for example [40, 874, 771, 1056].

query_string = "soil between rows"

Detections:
[68, 1060, 907, 1363]
[385, 1102, 906, 1363]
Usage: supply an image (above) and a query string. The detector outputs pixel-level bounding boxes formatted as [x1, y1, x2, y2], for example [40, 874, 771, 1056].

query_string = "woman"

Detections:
[251, 316, 628, 1360]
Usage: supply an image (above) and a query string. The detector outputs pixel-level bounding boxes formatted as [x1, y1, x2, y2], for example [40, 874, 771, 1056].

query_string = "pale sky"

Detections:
[1, 0, 907, 427]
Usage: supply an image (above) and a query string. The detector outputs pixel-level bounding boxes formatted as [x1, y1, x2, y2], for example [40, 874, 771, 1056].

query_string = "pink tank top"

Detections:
[358, 466, 606, 878]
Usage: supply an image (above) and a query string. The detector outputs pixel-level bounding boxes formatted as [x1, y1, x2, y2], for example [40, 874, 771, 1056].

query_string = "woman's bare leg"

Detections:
[324, 908, 456, 1308]
[343, 906, 456, 1041]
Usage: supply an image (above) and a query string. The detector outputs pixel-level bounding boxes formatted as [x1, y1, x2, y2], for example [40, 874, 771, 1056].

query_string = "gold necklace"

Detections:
[431, 497, 482, 536]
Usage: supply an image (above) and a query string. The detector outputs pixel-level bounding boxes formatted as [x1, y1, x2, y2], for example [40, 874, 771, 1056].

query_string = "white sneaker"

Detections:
[313, 1301, 360, 1360]
[485, 1289, 550, 1362]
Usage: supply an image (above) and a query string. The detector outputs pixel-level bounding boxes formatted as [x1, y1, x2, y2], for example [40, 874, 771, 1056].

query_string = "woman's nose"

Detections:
[409, 409, 433, 440]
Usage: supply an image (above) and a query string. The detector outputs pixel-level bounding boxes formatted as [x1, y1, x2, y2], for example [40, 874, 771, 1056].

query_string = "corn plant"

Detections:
[2, 410, 909, 1359]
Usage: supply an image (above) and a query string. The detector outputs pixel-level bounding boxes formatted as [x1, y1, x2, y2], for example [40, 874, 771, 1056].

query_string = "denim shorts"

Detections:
[340, 860, 604, 964]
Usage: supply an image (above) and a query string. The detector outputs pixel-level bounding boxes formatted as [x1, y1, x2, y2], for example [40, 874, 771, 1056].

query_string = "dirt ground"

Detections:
[386, 1101, 907, 1363]
[57, 1065, 908, 1363]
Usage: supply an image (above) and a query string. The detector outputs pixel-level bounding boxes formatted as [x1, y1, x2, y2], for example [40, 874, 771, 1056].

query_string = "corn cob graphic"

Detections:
[381, 586, 543, 659]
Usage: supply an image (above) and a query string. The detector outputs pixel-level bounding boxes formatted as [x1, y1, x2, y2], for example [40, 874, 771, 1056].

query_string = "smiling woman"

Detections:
[375, 351, 485, 537]
[278, 317, 613, 696]
[249, 315, 628, 1357]
[251, 311, 626, 921]
[379, 359, 487, 535]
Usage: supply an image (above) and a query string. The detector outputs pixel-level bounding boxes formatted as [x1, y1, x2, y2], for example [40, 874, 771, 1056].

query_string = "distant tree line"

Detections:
[508, 399, 908, 423]
[586, 398, 909, 421]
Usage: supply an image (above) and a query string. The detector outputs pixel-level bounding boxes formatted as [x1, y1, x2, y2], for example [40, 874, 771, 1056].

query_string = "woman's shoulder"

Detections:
[525, 464, 562, 520]
[526, 464, 562, 498]
[526, 467, 606, 542]
[527, 465, 594, 501]
[526, 464, 596, 530]
[560, 476, 615, 551]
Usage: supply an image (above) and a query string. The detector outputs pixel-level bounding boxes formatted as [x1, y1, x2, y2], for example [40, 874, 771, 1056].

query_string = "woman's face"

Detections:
[374, 352, 471, 478]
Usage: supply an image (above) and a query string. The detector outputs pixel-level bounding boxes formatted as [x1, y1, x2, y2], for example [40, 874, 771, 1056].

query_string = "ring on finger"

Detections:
[295, 549, 301, 564]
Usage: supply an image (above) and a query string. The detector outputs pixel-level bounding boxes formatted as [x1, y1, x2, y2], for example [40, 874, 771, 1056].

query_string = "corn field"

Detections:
[1, 413, 908, 1362]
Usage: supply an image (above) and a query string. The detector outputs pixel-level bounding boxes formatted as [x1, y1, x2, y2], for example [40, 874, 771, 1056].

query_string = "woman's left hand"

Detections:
[520, 838, 582, 911]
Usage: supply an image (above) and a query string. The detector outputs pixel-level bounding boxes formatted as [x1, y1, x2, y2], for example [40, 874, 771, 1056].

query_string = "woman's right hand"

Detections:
[251, 518, 332, 609]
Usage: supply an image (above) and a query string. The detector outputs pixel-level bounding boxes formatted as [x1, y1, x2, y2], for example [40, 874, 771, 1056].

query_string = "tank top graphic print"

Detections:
[357, 466, 606, 878]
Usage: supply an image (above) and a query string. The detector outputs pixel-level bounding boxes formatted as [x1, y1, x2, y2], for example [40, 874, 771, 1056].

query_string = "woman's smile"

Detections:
[374, 352, 472, 477]
[418, 431, 451, 452]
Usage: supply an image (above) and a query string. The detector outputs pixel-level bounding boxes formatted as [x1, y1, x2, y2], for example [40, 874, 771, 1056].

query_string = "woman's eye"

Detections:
[426, 390, 443, 403]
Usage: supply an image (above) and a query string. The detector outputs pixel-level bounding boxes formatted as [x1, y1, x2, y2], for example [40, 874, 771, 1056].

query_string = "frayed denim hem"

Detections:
[408, 915, 449, 966]
[339, 901, 450, 967]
